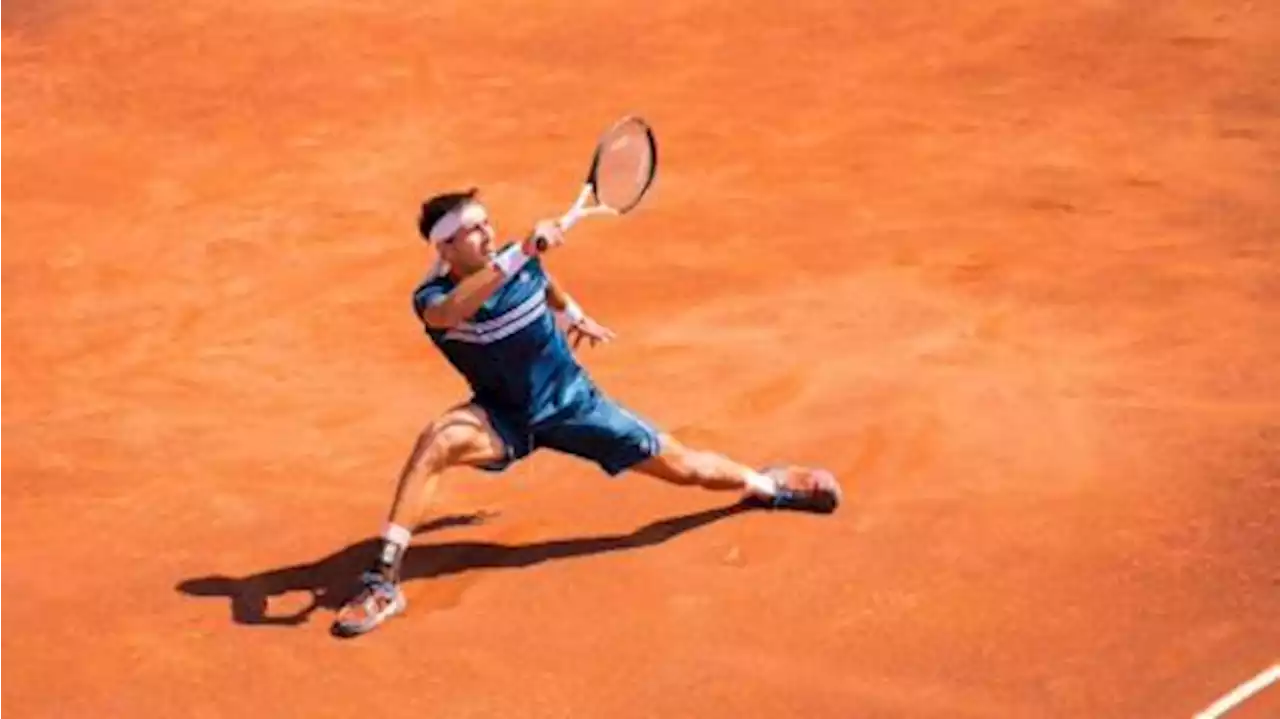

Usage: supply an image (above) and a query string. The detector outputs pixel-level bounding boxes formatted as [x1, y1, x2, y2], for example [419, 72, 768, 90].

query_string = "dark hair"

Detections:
[418, 187, 479, 241]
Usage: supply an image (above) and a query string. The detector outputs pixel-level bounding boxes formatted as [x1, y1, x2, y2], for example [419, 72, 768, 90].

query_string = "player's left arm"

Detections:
[542, 272, 579, 316]
[544, 274, 616, 349]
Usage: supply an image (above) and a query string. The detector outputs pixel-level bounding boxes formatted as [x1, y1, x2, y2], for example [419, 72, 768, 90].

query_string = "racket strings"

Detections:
[593, 122, 655, 212]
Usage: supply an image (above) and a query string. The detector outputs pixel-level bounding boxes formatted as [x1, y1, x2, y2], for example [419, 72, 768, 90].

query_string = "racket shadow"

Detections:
[175, 501, 758, 628]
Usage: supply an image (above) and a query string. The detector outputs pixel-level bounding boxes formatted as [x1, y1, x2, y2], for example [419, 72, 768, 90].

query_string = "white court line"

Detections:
[1194, 663, 1280, 719]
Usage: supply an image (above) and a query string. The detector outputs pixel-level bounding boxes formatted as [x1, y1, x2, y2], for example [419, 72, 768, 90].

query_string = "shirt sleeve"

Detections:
[528, 255, 548, 288]
[412, 279, 449, 321]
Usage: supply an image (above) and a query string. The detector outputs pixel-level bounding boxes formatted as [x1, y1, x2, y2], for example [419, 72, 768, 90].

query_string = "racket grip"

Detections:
[534, 212, 578, 252]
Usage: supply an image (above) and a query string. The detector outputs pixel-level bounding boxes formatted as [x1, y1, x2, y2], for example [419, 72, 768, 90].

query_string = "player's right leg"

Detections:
[332, 402, 514, 638]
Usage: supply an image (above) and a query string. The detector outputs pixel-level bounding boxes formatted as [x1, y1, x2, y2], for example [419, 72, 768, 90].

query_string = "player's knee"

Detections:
[415, 419, 475, 470]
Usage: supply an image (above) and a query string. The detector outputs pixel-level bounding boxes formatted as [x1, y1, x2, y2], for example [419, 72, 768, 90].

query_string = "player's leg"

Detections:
[630, 435, 841, 513]
[376, 403, 513, 577]
[536, 390, 841, 513]
[629, 434, 763, 491]
[333, 402, 517, 637]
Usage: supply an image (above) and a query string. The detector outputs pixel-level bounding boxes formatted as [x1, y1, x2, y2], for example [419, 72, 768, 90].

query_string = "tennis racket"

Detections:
[536, 115, 659, 250]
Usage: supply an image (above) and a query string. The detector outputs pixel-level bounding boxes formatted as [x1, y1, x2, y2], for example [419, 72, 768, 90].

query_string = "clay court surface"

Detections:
[4, 1, 1278, 716]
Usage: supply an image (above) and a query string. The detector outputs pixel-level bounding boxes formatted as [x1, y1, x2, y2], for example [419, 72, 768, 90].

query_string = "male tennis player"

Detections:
[333, 189, 842, 637]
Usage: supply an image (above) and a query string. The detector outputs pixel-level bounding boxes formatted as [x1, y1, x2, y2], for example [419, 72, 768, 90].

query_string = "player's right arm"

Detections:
[419, 265, 509, 328]
[418, 220, 564, 329]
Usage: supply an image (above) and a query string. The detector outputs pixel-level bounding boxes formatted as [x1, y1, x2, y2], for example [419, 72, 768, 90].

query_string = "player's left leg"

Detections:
[535, 389, 841, 513]
[631, 435, 842, 514]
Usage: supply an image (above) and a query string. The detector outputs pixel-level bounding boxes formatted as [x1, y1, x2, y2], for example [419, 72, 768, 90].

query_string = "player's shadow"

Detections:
[176, 501, 758, 629]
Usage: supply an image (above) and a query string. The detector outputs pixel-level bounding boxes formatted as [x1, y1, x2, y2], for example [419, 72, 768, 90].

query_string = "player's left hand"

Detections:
[566, 315, 616, 349]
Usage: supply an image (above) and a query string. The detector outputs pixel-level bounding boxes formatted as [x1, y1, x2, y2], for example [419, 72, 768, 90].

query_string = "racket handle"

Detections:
[534, 212, 580, 252]
[561, 212, 581, 231]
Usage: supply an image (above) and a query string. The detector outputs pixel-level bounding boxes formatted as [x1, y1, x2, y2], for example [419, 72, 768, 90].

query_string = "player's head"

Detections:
[419, 188, 496, 274]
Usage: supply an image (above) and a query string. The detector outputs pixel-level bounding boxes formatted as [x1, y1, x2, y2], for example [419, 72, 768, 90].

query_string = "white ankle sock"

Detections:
[380, 523, 412, 566]
[743, 470, 778, 497]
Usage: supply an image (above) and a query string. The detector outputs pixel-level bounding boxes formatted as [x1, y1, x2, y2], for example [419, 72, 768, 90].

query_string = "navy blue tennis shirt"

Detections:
[412, 253, 592, 425]
[412, 244, 662, 475]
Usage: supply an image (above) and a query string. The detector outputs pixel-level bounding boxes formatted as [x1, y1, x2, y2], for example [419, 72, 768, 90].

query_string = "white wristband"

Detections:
[492, 244, 532, 278]
[561, 300, 585, 324]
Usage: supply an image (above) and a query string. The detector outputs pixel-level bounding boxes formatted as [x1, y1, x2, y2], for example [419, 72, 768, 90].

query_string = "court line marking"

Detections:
[1194, 663, 1280, 719]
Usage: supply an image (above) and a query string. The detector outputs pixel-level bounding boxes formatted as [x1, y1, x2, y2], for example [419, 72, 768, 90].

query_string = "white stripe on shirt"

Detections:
[444, 302, 548, 344]
[454, 289, 544, 335]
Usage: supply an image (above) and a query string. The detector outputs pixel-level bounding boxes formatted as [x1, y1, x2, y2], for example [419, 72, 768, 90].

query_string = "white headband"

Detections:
[428, 202, 488, 243]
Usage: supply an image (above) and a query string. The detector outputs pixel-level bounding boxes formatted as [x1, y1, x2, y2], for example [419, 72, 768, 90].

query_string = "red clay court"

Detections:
[4, 1, 1278, 717]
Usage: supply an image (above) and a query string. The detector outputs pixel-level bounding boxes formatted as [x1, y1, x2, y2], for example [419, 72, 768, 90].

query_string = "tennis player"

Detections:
[333, 189, 842, 637]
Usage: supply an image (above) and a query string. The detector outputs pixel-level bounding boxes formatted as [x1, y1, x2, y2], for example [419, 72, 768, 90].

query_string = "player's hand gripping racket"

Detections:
[535, 115, 659, 251]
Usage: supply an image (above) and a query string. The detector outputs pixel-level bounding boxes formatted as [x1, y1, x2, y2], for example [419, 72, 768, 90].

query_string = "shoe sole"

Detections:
[755, 467, 842, 514]
[331, 591, 407, 638]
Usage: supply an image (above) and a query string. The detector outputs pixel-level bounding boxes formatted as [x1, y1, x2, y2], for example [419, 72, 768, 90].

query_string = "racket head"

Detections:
[586, 116, 658, 214]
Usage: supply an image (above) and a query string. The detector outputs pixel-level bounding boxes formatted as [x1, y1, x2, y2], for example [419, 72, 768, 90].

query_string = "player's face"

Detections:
[440, 203, 495, 272]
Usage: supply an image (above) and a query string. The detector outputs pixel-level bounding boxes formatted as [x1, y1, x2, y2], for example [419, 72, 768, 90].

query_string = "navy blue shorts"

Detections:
[476, 385, 662, 476]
